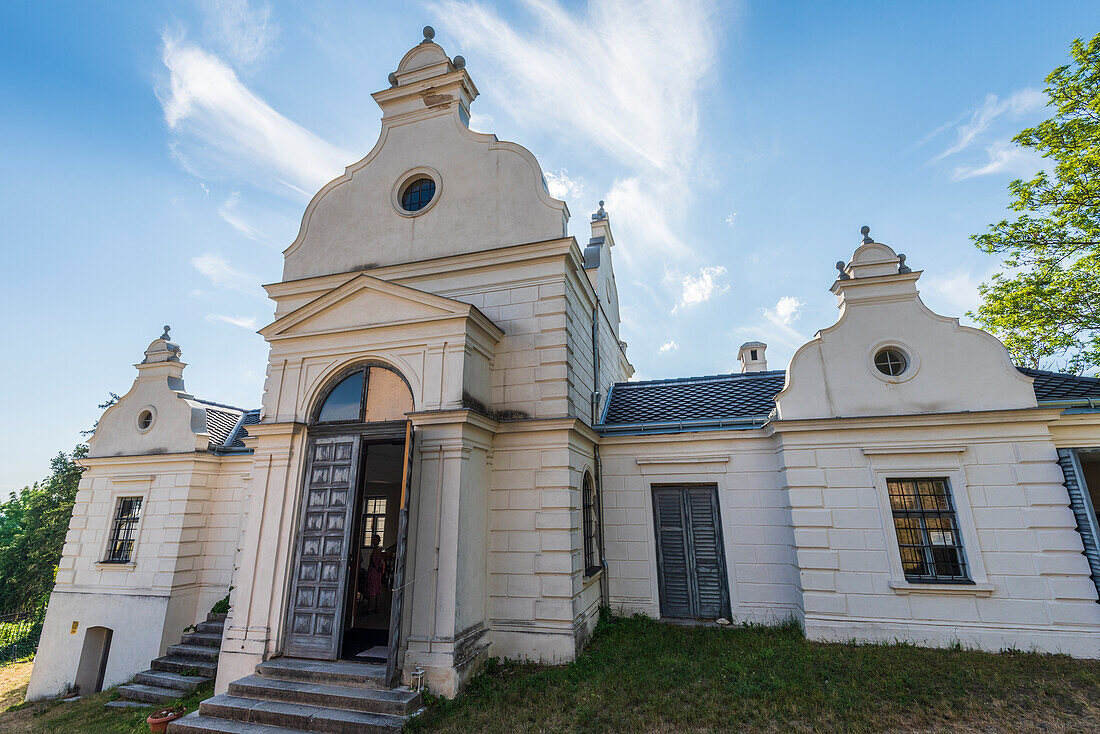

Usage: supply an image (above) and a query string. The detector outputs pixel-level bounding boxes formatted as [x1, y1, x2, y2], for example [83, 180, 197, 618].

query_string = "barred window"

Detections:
[888, 478, 971, 583]
[582, 473, 602, 576]
[104, 497, 143, 563]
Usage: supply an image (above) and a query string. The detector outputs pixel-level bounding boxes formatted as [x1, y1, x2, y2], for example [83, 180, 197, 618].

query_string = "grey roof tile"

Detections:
[1017, 367, 1100, 402]
[601, 370, 785, 426]
[598, 366, 1100, 431]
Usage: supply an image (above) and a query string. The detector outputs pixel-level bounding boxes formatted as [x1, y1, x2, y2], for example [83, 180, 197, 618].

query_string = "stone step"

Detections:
[256, 658, 387, 689]
[136, 669, 210, 692]
[168, 713, 309, 734]
[196, 621, 225, 635]
[227, 675, 421, 716]
[182, 632, 224, 648]
[167, 643, 221, 662]
[199, 694, 407, 734]
[207, 612, 229, 624]
[117, 682, 185, 704]
[153, 656, 219, 677]
[106, 699, 153, 709]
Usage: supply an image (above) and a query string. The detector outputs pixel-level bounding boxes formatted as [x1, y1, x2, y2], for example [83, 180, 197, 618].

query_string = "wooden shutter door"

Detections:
[685, 487, 729, 619]
[653, 487, 692, 618]
[285, 436, 360, 659]
[1057, 448, 1100, 597]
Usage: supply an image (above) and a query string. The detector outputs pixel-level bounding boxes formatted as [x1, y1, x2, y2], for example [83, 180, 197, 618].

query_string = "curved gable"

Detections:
[282, 39, 568, 281]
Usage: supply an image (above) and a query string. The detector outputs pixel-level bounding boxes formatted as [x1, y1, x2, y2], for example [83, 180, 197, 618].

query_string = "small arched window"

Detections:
[314, 365, 413, 424]
[582, 473, 602, 577]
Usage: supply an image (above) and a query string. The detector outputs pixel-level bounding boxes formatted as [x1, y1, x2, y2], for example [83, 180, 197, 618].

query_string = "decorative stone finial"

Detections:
[592, 200, 607, 221]
[388, 71, 398, 86]
[860, 225, 873, 244]
[835, 261, 850, 280]
[897, 253, 912, 274]
[453, 55, 466, 69]
[422, 26, 435, 43]
[160, 325, 171, 340]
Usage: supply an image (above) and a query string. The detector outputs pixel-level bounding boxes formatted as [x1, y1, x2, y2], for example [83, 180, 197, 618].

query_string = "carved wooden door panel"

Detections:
[285, 435, 360, 659]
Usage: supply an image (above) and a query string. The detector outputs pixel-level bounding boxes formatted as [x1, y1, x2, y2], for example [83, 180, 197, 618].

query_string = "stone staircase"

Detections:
[106, 612, 226, 709]
[168, 658, 423, 734]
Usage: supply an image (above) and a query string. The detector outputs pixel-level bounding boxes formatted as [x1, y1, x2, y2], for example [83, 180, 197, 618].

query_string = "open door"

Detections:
[386, 420, 414, 686]
[285, 436, 361, 659]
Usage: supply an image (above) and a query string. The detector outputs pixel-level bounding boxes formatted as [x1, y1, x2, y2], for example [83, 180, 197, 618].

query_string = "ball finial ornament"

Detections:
[860, 225, 874, 244]
[453, 55, 466, 69]
[423, 26, 435, 41]
[388, 72, 398, 86]
[160, 325, 171, 340]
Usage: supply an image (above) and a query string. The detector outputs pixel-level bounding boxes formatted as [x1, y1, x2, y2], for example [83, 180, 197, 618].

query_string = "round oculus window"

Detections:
[400, 177, 436, 212]
[874, 348, 908, 377]
[137, 410, 154, 431]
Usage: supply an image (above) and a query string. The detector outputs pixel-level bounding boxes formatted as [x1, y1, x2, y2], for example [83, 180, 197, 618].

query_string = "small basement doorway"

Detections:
[342, 440, 404, 662]
[652, 485, 731, 620]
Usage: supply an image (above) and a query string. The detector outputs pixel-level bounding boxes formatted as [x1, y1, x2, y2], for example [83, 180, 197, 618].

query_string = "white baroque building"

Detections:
[27, 27, 1100, 728]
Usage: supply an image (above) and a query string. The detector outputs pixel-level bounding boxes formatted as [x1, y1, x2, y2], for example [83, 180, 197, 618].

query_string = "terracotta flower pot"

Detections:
[146, 708, 185, 733]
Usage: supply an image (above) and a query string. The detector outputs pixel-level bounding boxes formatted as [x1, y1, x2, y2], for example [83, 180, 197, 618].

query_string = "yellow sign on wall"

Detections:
[70, 621, 78, 635]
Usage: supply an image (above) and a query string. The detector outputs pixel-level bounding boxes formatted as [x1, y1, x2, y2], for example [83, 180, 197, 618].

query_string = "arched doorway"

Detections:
[285, 363, 414, 680]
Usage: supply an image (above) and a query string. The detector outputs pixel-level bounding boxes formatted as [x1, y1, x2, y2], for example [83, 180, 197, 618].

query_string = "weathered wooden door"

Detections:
[385, 421, 414, 686]
[285, 435, 360, 659]
[652, 485, 730, 619]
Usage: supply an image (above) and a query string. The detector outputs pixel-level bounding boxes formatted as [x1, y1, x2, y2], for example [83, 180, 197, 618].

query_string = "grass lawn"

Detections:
[0, 659, 211, 734]
[411, 614, 1100, 733]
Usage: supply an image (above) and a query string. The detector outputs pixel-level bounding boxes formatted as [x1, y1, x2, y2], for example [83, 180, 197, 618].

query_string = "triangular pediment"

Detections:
[261, 273, 491, 339]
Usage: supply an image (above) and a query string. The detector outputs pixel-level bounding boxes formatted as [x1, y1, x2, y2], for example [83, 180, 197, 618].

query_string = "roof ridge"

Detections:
[191, 398, 247, 413]
[1017, 365, 1100, 382]
[613, 370, 787, 389]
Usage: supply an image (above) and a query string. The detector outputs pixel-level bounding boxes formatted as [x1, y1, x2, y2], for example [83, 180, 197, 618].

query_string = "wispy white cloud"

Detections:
[469, 111, 495, 132]
[671, 265, 728, 313]
[734, 295, 808, 351]
[764, 295, 803, 326]
[932, 89, 1044, 161]
[191, 253, 264, 296]
[920, 267, 997, 321]
[725, 213, 737, 227]
[544, 169, 584, 201]
[205, 313, 260, 330]
[158, 32, 352, 199]
[200, 0, 278, 69]
[926, 88, 1047, 181]
[658, 340, 678, 353]
[218, 191, 266, 242]
[951, 137, 1045, 181]
[433, 0, 719, 270]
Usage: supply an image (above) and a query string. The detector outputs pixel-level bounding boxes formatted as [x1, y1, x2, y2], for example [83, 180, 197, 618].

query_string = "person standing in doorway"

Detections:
[366, 534, 386, 614]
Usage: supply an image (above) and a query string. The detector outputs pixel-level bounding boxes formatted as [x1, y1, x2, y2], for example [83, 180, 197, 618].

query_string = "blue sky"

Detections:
[1, 0, 1097, 492]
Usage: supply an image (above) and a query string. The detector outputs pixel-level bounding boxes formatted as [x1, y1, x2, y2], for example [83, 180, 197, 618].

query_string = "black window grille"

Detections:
[888, 478, 971, 583]
[400, 178, 436, 212]
[104, 496, 143, 563]
[582, 474, 602, 576]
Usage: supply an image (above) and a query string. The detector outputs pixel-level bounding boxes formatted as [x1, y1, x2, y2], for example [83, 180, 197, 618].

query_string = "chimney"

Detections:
[738, 341, 768, 373]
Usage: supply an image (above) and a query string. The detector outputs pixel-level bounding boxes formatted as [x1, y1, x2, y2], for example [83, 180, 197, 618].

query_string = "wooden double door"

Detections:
[652, 485, 731, 620]
[284, 424, 413, 683]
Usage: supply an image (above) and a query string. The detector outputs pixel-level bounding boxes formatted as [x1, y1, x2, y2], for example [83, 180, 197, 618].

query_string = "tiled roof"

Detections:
[193, 399, 260, 452]
[598, 367, 1100, 433]
[600, 371, 786, 428]
[1017, 367, 1100, 402]
[225, 409, 262, 450]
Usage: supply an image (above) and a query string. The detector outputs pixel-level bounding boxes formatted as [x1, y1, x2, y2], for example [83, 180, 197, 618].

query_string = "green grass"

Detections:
[411, 612, 1100, 733]
[0, 674, 212, 734]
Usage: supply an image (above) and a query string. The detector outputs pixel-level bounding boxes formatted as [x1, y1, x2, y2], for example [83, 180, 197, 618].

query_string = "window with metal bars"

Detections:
[582, 473, 601, 576]
[888, 478, 971, 583]
[104, 496, 143, 563]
